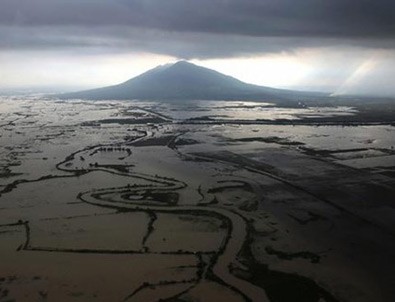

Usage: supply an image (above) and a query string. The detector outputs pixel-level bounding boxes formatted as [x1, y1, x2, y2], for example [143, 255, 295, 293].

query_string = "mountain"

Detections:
[57, 61, 327, 103]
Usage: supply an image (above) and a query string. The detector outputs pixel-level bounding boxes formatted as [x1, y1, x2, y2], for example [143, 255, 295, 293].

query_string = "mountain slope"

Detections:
[58, 61, 326, 102]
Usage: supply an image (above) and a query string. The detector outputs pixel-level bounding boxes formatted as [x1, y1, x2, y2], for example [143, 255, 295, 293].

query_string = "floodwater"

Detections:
[0, 96, 394, 302]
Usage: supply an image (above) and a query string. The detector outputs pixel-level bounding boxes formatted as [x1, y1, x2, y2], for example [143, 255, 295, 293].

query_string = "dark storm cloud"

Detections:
[0, 0, 395, 58]
[0, 25, 342, 58]
[1, 0, 395, 38]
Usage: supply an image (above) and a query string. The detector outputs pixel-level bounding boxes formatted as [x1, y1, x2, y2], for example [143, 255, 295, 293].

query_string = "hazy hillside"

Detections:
[58, 61, 326, 104]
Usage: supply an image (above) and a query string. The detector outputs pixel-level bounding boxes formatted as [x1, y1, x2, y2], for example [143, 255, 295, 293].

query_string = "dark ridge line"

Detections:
[132, 106, 173, 121]
[166, 131, 187, 151]
[77, 189, 232, 226]
[25, 246, 216, 256]
[173, 264, 199, 269]
[122, 279, 198, 302]
[197, 184, 205, 202]
[287, 211, 326, 226]
[318, 147, 371, 154]
[0, 118, 21, 128]
[265, 246, 321, 264]
[84, 178, 186, 203]
[54, 141, 189, 201]
[142, 210, 157, 248]
[0, 221, 26, 228]
[56, 144, 112, 173]
[22, 221, 30, 250]
[0, 174, 78, 198]
[161, 282, 199, 302]
[207, 181, 252, 194]
[77, 165, 187, 189]
[91, 117, 167, 125]
[79, 193, 230, 225]
[55, 130, 148, 173]
[195, 252, 205, 280]
[120, 190, 179, 206]
[39, 212, 116, 221]
[298, 146, 395, 159]
[178, 119, 395, 127]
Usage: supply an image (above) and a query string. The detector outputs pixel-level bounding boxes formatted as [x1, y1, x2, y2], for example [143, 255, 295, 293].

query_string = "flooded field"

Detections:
[0, 96, 394, 302]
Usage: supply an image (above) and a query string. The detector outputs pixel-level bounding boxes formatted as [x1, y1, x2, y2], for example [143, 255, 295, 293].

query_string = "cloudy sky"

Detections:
[1, 0, 395, 96]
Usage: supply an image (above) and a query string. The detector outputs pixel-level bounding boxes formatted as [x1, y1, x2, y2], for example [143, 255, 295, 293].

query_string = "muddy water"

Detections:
[1, 96, 395, 301]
